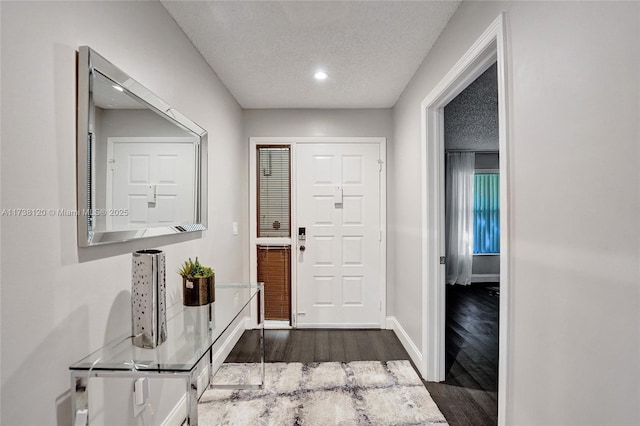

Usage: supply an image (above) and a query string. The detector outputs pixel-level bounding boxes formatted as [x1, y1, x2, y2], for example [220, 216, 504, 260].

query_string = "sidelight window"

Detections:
[257, 146, 291, 238]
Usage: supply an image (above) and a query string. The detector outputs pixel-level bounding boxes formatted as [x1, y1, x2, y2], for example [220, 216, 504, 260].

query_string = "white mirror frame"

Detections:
[76, 46, 207, 247]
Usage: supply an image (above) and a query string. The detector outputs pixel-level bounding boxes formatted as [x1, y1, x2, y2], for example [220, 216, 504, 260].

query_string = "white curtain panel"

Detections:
[445, 152, 475, 285]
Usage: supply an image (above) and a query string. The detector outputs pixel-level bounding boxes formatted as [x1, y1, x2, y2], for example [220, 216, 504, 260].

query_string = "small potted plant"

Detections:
[178, 257, 215, 306]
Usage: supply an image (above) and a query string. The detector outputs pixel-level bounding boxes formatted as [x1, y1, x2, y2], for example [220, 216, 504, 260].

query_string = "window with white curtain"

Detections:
[257, 146, 290, 238]
[473, 173, 500, 254]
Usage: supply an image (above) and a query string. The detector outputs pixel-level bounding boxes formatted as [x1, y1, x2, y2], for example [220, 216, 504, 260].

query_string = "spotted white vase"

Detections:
[131, 249, 167, 348]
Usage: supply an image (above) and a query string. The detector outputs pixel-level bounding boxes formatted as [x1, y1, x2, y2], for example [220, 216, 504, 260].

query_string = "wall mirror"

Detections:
[77, 46, 207, 246]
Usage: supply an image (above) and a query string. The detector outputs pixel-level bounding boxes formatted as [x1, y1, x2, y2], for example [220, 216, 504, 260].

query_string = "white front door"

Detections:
[107, 137, 196, 230]
[296, 143, 382, 327]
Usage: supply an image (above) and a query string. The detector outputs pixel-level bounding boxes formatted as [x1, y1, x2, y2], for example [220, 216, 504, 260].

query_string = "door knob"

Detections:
[299, 245, 306, 252]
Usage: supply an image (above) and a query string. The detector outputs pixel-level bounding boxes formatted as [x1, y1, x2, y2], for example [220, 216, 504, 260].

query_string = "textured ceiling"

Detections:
[161, 1, 460, 109]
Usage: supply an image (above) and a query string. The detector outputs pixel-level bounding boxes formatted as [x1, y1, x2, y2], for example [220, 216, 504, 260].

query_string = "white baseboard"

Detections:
[264, 320, 292, 329]
[386, 316, 423, 373]
[470, 273, 500, 283]
[161, 316, 250, 426]
[385, 317, 395, 330]
[211, 317, 250, 372]
[296, 323, 381, 329]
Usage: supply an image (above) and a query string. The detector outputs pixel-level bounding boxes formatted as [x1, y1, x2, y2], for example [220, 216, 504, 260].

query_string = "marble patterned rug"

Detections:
[199, 360, 448, 425]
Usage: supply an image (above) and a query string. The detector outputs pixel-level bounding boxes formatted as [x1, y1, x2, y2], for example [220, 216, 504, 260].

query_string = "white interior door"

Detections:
[296, 143, 382, 327]
[107, 138, 195, 229]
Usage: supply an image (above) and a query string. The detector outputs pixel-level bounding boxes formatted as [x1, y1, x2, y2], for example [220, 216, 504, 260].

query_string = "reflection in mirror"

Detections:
[77, 46, 207, 246]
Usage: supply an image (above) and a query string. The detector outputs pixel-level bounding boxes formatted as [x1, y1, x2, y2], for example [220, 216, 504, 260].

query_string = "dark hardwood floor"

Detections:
[226, 328, 410, 364]
[225, 284, 499, 426]
[430, 283, 499, 426]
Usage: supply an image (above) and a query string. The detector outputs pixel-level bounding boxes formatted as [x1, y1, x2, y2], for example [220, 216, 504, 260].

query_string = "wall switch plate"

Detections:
[133, 377, 149, 417]
[74, 409, 88, 426]
[232, 221, 238, 235]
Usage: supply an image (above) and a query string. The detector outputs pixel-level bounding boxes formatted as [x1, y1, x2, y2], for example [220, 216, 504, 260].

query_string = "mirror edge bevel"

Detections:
[198, 131, 208, 230]
[77, 46, 91, 247]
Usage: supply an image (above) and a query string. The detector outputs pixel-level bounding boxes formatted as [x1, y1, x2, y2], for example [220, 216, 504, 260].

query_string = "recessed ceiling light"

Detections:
[112, 84, 124, 92]
[314, 71, 328, 81]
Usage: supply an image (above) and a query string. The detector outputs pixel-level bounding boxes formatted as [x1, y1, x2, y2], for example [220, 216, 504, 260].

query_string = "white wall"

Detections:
[243, 109, 393, 139]
[243, 108, 395, 311]
[0, 2, 246, 425]
[392, 1, 639, 425]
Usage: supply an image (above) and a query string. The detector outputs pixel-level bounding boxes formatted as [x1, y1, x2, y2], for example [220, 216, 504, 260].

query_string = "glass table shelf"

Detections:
[69, 282, 264, 426]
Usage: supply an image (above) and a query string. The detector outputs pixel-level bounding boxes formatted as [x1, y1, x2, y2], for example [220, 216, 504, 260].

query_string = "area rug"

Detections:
[199, 360, 448, 425]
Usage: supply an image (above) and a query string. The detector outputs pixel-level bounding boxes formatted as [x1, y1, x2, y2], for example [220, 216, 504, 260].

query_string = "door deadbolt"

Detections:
[299, 245, 306, 252]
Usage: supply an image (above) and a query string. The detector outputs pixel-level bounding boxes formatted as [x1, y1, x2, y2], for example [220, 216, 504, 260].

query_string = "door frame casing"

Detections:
[419, 13, 511, 425]
[249, 136, 387, 329]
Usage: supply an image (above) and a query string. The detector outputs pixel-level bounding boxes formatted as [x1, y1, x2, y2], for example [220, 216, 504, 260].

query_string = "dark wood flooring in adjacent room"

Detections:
[226, 284, 498, 426]
[432, 283, 499, 426]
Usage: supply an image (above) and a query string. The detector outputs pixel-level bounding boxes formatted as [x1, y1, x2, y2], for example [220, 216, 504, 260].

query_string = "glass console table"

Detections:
[69, 283, 264, 426]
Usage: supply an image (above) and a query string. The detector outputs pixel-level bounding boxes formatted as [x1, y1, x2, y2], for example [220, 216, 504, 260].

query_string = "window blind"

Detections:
[257, 245, 291, 322]
[257, 147, 290, 237]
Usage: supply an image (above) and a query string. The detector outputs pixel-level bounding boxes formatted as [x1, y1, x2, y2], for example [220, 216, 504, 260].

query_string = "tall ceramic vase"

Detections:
[131, 249, 167, 348]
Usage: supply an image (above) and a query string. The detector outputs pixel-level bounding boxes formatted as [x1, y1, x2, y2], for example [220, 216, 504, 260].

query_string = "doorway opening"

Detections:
[442, 62, 500, 424]
[420, 13, 509, 425]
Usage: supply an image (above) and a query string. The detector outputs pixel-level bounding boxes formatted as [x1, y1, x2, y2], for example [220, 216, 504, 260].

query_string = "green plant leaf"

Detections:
[178, 256, 214, 278]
